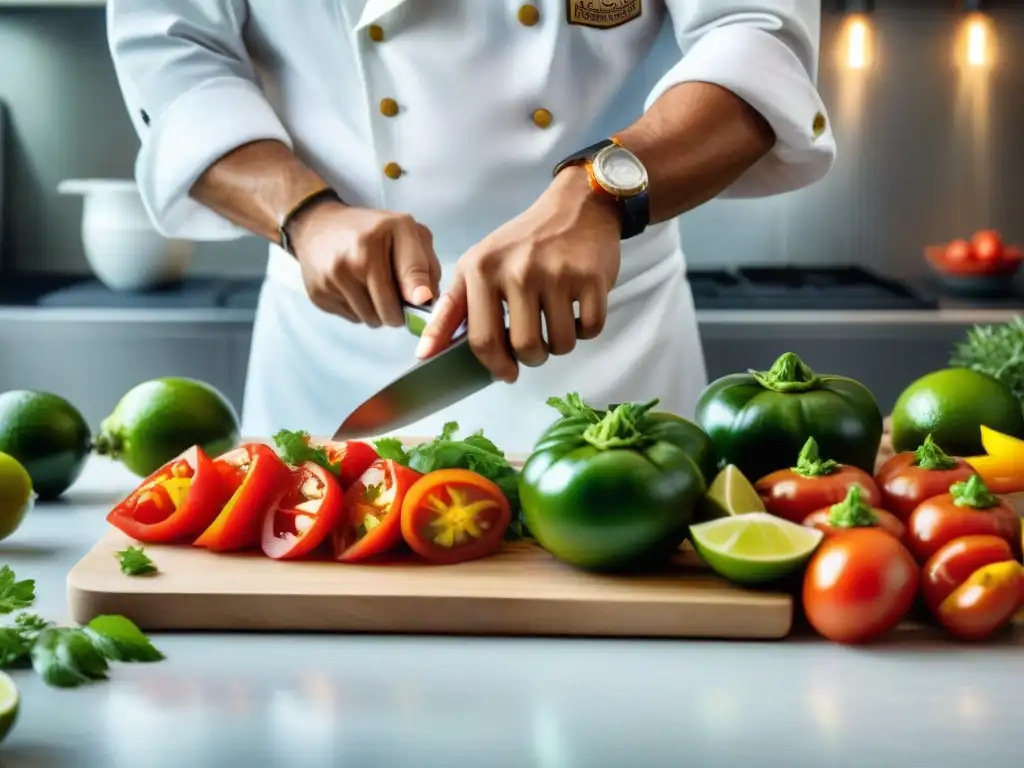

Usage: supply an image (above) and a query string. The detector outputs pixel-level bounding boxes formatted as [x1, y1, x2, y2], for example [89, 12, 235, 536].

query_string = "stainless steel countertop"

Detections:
[2, 456, 1022, 767]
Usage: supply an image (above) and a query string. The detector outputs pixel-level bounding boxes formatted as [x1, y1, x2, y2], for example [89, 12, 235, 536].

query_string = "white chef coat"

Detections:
[107, 0, 835, 454]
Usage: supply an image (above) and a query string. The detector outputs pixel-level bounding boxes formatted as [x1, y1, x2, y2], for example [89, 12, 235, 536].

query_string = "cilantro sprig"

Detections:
[374, 422, 527, 538]
[0, 565, 163, 687]
[273, 429, 341, 475]
[116, 546, 158, 576]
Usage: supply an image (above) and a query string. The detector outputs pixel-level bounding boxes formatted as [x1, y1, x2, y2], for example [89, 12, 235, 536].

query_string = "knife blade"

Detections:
[332, 302, 503, 441]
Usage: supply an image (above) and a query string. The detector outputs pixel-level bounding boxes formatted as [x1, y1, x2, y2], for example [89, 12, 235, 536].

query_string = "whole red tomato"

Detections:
[920, 534, 1015, 614]
[905, 476, 1021, 563]
[803, 505, 905, 540]
[803, 528, 919, 644]
[944, 239, 973, 264]
[873, 435, 976, 522]
[971, 229, 1004, 264]
[756, 438, 881, 524]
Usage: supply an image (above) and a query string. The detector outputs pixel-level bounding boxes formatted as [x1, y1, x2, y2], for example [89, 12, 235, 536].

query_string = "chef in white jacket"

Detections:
[107, 0, 835, 454]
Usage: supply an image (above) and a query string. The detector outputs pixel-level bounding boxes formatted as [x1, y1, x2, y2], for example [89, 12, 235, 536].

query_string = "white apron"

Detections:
[241, 221, 706, 455]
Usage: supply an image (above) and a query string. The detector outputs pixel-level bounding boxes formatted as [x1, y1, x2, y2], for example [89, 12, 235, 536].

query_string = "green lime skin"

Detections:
[95, 378, 240, 477]
[695, 371, 882, 484]
[519, 411, 706, 572]
[0, 391, 91, 500]
[891, 368, 1024, 457]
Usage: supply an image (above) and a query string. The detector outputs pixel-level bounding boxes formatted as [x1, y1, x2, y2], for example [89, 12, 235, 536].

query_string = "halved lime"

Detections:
[696, 464, 765, 522]
[0, 451, 34, 543]
[0, 670, 19, 743]
[690, 512, 824, 585]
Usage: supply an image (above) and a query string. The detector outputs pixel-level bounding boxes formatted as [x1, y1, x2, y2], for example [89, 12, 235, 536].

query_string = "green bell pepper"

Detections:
[695, 352, 883, 484]
[519, 394, 707, 572]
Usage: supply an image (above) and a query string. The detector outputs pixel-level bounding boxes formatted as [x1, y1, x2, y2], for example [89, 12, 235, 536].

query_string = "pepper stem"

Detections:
[826, 485, 878, 528]
[582, 398, 659, 450]
[749, 352, 822, 393]
[913, 433, 958, 470]
[950, 474, 998, 509]
[793, 437, 838, 477]
[91, 431, 120, 458]
[546, 393, 601, 424]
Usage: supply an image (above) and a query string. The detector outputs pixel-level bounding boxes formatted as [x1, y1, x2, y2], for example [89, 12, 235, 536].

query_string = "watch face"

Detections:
[592, 146, 648, 196]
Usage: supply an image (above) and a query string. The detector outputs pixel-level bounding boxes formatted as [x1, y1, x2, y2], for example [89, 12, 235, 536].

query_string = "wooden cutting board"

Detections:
[67, 531, 793, 640]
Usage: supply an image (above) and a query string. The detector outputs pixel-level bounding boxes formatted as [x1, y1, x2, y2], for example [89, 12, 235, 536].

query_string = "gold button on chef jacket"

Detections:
[108, 0, 836, 453]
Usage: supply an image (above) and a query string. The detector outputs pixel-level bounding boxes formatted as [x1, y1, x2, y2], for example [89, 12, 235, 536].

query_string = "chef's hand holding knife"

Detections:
[414, 165, 622, 383]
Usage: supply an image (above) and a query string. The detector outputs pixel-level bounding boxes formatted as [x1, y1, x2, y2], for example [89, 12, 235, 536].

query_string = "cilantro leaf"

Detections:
[373, 438, 409, 464]
[15, 612, 49, 635]
[116, 546, 158, 576]
[84, 615, 164, 663]
[0, 565, 35, 614]
[273, 429, 341, 475]
[31, 627, 109, 688]
[0, 627, 32, 667]
[362, 482, 384, 504]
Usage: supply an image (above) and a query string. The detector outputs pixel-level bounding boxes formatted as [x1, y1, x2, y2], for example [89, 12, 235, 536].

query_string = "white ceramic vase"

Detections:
[58, 179, 193, 292]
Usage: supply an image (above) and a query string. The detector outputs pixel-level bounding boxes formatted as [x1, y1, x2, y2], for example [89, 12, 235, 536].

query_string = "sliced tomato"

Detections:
[308, 438, 379, 489]
[400, 469, 511, 565]
[106, 446, 229, 543]
[194, 446, 292, 551]
[333, 459, 422, 563]
[261, 461, 344, 560]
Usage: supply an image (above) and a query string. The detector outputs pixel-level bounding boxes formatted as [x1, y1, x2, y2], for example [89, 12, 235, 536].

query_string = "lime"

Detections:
[0, 452, 33, 542]
[690, 512, 824, 585]
[0, 671, 19, 743]
[696, 464, 765, 522]
[891, 368, 1024, 457]
[0, 390, 91, 500]
[94, 378, 240, 477]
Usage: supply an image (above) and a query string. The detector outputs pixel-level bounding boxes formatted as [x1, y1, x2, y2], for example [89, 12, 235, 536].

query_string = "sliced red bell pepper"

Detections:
[332, 459, 422, 563]
[106, 446, 229, 543]
[194, 444, 292, 551]
[261, 461, 344, 560]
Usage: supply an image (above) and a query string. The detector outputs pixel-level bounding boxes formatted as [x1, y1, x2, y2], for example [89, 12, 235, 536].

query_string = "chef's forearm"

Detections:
[615, 81, 776, 224]
[190, 140, 330, 242]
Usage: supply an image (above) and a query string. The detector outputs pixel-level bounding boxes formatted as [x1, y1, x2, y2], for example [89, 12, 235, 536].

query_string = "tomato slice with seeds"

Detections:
[400, 469, 511, 565]
[106, 446, 229, 543]
[308, 438, 379, 490]
[333, 459, 422, 563]
[194, 445, 292, 551]
[261, 461, 344, 560]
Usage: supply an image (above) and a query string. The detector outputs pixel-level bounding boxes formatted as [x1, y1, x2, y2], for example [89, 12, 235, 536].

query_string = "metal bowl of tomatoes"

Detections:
[925, 230, 1023, 298]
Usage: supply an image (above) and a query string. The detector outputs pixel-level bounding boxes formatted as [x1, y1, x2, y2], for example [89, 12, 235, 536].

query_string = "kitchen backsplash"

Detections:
[0, 4, 1022, 280]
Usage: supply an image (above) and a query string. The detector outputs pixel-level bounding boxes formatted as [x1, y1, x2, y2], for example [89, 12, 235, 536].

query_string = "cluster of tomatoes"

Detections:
[933, 229, 1021, 275]
[754, 438, 1023, 644]
[106, 439, 512, 565]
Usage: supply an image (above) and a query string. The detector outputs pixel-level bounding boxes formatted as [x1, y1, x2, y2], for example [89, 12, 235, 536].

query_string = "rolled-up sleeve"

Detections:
[108, 0, 293, 239]
[649, 0, 836, 198]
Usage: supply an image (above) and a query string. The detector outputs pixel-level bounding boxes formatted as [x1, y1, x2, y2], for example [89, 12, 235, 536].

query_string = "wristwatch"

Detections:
[553, 138, 650, 240]
[278, 187, 344, 256]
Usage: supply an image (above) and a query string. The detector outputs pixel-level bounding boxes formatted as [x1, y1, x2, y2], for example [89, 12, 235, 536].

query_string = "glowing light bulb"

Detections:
[966, 17, 987, 67]
[844, 16, 871, 71]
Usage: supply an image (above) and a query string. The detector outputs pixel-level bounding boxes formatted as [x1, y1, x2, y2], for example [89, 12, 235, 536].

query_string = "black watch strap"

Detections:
[278, 187, 344, 255]
[552, 140, 650, 241]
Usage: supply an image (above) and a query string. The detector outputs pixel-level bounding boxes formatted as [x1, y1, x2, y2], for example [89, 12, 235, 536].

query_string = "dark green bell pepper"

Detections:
[518, 394, 707, 572]
[695, 352, 883, 484]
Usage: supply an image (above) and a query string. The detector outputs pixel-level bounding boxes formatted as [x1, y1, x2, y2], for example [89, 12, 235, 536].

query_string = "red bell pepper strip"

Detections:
[332, 459, 422, 563]
[262, 462, 344, 560]
[106, 446, 228, 543]
[194, 444, 292, 551]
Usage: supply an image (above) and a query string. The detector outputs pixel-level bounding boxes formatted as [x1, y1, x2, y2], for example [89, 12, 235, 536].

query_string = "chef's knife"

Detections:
[332, 301, 505, 441]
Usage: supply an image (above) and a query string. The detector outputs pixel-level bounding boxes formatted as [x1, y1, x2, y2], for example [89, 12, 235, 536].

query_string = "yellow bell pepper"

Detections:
[979, 425, 1024, 459]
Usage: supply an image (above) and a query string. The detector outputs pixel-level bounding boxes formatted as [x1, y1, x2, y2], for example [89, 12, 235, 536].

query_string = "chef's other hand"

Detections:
[288, 201, 441, 328]
[416, 166, 621, 382]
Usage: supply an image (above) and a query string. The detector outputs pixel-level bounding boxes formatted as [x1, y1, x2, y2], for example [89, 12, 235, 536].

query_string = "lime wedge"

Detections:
[0, 670, 19, 743]
[696, 464, 765, 522]
[690, 512, 824, 585]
